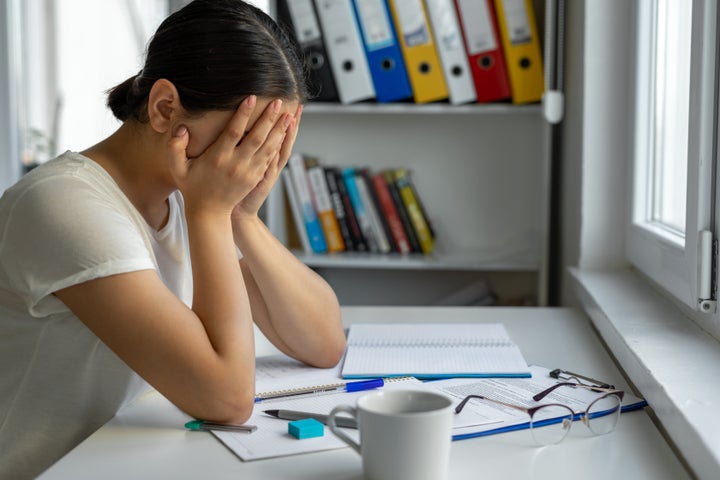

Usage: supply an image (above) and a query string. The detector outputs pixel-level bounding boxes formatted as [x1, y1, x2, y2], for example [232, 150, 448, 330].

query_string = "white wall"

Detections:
[559, 0, 633, 305]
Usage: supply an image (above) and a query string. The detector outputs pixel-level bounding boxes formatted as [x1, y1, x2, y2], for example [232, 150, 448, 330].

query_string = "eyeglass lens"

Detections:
[529, 393, 623, 445]
[585, 393, 622, 435]
[529, 404, 575, 445]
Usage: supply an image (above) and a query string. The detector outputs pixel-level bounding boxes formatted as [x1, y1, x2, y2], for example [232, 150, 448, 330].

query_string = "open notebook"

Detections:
[341, 323, 531, 379]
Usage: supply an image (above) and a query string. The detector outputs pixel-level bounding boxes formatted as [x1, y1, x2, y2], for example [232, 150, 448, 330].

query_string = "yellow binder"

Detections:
[386, 0, 448, 104]
[493, 0, 544, 104]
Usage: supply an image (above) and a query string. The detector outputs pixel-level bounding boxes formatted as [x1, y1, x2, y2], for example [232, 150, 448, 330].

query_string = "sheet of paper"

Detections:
[214, 375, 499, 461]
[423, 365, 646, 438]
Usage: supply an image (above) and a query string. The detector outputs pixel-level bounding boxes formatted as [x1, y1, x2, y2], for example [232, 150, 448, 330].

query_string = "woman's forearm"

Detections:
[186, 210, 257, 393]
[233, 215, 346, 367]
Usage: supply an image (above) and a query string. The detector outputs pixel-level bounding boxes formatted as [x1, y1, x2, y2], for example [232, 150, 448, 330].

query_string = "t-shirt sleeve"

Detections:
[0, 176, 156, 317]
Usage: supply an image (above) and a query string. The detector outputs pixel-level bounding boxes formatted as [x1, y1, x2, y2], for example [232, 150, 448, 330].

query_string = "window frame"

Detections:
[0, 0, 23, 191]
[626, 0, 719, 319]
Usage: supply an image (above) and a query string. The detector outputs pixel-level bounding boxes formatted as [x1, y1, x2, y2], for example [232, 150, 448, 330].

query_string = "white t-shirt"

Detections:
[0, 151, 193, 479]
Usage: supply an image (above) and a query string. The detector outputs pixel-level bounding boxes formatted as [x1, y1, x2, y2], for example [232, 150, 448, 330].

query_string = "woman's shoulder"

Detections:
[1, 152, 118, 208]
[17, 151, 107, 185]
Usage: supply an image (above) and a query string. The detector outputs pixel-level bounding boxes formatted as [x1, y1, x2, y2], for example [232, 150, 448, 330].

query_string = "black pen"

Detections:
[185, 419, 257, 433]
[263, 409, 358, 429]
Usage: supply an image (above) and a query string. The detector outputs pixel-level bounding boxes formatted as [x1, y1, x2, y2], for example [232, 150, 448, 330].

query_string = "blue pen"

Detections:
[255, 378, 384, 403]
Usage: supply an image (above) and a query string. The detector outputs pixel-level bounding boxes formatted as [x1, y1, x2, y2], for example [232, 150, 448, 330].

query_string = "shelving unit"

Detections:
[267, 103, 551, 306]
[265, 1, 553, 307]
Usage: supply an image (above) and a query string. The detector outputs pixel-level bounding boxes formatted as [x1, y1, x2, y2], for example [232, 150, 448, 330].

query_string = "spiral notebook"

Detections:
[341, 323, 531, 379]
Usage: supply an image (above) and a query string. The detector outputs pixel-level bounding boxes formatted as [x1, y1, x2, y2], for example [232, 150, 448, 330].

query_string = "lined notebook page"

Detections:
[341, 323, 530, 379]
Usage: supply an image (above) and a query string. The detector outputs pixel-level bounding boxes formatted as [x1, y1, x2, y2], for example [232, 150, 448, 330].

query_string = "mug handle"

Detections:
[328, 404, 360, 454]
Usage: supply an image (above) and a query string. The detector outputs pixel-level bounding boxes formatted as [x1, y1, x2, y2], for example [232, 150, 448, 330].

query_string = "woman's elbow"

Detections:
[314, 334, 347, 369]
[188, 386, 256, 425]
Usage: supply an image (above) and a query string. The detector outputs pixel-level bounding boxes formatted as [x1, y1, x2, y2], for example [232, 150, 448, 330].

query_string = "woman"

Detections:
[0, 1, 346, 477]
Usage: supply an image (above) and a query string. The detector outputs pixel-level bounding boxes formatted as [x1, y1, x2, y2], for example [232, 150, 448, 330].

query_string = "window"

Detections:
[17, 0, 270, 172]
[627, 0, 719, 322]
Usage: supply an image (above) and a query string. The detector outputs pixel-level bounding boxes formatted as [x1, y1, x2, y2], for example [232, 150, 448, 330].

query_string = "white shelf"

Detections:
[295, 248, 539, 272]
[303, 102, 542, 116]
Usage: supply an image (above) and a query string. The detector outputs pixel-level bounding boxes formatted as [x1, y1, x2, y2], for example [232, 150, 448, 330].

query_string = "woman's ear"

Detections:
[147, 79, 182, 134]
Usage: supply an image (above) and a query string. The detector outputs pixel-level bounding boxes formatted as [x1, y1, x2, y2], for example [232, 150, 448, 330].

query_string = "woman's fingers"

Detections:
[279, 104, 303, 167]
[214, 95, 257, 153]
[167, 124, 190, 181]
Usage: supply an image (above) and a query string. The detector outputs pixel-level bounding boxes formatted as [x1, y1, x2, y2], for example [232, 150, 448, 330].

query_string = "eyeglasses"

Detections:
[455, 382, 625, 446]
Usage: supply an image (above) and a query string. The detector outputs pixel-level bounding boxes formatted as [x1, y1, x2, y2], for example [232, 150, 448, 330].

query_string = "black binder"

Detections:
[276, 0, 339, 102]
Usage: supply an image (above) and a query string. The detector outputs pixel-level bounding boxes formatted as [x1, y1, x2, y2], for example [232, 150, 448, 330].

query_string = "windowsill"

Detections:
[570, 267, 720, 479]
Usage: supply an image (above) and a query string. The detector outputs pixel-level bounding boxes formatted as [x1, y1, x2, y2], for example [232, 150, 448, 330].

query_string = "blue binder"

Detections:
[351, 0, 412, 103]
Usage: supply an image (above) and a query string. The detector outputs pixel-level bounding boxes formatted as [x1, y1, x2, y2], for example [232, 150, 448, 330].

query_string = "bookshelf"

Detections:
[266, 103, 550, 306]
[265, 1, 552, 307]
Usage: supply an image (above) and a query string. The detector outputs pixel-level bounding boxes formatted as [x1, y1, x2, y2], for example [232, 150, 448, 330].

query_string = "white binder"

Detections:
[313, 0, 376, 104]
[424, 0, 478, 104]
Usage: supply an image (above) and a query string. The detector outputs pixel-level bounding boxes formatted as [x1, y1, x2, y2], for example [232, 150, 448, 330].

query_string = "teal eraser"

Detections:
[288, 418, 324, 439]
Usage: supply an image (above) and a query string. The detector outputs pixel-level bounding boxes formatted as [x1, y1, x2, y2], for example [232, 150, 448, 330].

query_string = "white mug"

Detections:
[328, 389, 454, 480]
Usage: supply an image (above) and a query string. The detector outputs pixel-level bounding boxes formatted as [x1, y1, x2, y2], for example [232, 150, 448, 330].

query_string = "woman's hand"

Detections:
[167, 96, 293, 218]
[233, 104, 303, 220]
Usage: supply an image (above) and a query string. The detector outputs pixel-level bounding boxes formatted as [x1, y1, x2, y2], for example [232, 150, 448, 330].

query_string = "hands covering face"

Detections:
[168, 95, 302, 219]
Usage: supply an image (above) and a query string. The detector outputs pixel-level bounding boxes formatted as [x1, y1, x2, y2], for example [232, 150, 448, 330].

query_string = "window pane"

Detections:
[651, 0, 691, 235]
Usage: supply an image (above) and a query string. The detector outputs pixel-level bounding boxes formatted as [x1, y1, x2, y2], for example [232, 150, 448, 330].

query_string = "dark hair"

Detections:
[107, 0, 309, 122]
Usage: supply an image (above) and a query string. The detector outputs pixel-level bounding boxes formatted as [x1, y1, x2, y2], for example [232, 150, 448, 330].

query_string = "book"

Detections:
[371, 171, 412, 254]
[341, 322, 531, 379]
[287, 153, 328, 253]
[383, 169, 422, 253]
[324, 167, 356, 251]
[354, 168, 392, 253]
[281, 170, 312, 253]
[333, 167, 368, 251]
[393, 168, 434, 254]
[305, 156, 345, 252]
[342, 167, 380, 252]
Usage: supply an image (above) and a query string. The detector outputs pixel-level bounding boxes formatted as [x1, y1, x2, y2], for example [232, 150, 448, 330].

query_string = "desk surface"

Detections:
[39, 307, 690, 480]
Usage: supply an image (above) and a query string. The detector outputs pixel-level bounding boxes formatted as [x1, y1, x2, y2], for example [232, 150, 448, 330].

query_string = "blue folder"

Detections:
[351, 0, 412, 103]
[452, 401, 649, 441]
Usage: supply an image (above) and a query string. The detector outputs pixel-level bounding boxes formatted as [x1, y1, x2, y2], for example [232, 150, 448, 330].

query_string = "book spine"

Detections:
[324, 167, 356, 251]
[384, 169, 422, 253]
[355, 169, 391, 253]
[394, 168, 434, 254]
[305, 157, 345, 252]
[281, 169, 312, 253]
[335, 168, 368, 251]
[342, 167, 380, 252]
[371, 172, 412, 254]
[404, 167, 436, 240]
[288, 153, 328, 253]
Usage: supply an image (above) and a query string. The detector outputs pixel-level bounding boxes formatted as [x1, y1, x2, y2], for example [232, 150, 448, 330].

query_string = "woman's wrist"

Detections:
[231, 213, 265, 248]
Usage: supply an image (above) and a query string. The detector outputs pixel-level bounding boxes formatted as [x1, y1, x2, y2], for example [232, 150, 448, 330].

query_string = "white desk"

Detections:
[39, 307, 690, 480]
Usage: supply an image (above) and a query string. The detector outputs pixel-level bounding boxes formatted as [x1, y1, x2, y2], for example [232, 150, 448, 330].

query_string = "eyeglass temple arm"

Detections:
[533, 382, 623, 402]
[549, 368, 614, 389]
[455, 394, 531, 415]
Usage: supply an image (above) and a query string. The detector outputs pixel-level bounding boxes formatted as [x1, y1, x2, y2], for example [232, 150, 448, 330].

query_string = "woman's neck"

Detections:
[81, 122, 175, 231]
